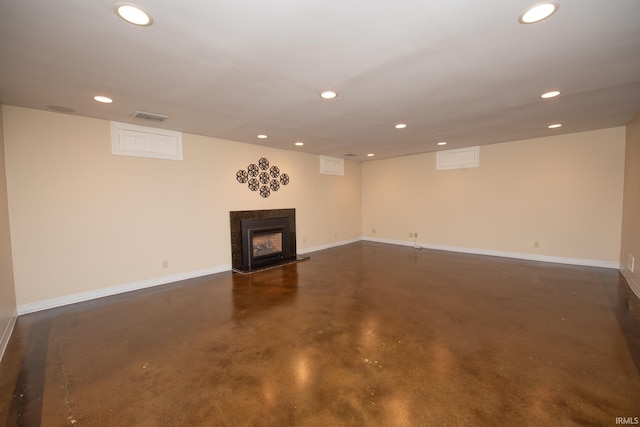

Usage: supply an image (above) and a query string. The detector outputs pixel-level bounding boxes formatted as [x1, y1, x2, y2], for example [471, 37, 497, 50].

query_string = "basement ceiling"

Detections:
[1, 0, 639, 161]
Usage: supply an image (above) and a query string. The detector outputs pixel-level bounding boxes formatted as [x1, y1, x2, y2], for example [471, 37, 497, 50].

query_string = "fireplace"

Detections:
[230, 209, 305, 273]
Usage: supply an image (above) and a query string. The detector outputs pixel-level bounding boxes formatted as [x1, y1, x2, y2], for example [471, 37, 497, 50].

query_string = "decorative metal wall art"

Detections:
[236, 158, 290, 198]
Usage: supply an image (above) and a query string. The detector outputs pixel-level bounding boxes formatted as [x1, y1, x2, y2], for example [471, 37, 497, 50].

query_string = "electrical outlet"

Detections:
[533, 241, 540, 248]
[162, 260, 168, 269]
[415, 232, 418, 238]
[303, 237, 306, 244]
[372, 228, 376, 234]
[629, 254, 635, 273]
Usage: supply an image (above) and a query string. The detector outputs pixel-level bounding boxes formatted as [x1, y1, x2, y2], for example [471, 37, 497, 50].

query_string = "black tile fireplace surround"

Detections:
[230, 209, 301, 273]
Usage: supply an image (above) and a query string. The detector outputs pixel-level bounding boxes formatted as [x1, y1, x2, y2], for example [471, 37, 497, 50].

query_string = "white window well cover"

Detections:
[320, 155, 344, 176]
[436, 146, 480, 170]
[111, 121, 183, 160]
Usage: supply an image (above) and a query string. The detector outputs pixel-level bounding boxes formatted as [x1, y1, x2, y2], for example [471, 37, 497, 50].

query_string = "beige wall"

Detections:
[3, 106, 362, 308]
[621, 114, 640, 298]
[0, 106, 17, 353]
[1, 104, 633, 312]
[362, 127, 626, 265]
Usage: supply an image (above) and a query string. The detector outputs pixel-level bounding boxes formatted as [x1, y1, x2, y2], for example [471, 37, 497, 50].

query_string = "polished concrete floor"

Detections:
[1, 242, 640, 426]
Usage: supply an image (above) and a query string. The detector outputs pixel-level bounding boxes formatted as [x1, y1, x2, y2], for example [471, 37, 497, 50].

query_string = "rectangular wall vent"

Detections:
[320, 155, 344, 176]
[133, 110, 168, 122]
[436, 146, 480, 170]
[111, 121, 183, 161]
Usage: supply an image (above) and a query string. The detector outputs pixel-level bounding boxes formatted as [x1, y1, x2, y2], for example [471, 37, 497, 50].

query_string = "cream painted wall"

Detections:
[1, 104, 632, 311]
[621, 114, 640, 298]
[362, 127, 626, 264]
[3, 106, 361, 307]
[0, 106, 17, 351]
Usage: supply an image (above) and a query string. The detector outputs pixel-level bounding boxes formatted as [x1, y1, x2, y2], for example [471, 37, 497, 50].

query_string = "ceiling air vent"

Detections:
[133, 110, 168, 122]
[47, 105, 76, 113]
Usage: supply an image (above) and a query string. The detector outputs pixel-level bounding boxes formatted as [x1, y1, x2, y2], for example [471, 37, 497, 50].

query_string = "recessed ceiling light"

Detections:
[519, 2, 559, 24]
[541, 90, 560, 99]
[367, 153, 375, 157]
[320, 91, 337, 99]
[548, 123, 562, 129]
[115, 3, 153, 26]
[437, 141, 447, 146]
[257, 134, 268, 139]
[94, 95, 113, 103]
[295, 141, 304, 146]
[395, 123, 407, 129]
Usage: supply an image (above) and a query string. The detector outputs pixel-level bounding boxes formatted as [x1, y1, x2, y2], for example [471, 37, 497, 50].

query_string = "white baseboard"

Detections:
[13, 237, 623, 316]
[0, 310, 17, 362]
[362, 237, 620, 269]
[298, 237, 361, 255]
[621, 268, 640, 300]
[15, 237, 361, 316]
[17, 265, 231, 315]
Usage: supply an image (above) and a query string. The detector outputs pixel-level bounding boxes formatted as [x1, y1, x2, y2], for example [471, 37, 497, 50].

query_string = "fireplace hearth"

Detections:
[230, 209, 308, 273]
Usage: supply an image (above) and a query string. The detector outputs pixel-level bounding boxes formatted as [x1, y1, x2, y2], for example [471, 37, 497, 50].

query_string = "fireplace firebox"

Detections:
[230, 209, 305, 273]
[242, 216, 291, 270]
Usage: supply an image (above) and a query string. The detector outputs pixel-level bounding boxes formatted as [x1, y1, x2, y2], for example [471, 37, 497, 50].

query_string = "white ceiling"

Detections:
[1, 0, 639, 161]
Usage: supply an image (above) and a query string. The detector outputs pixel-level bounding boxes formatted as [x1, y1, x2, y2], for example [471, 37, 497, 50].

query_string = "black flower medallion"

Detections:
[259, 172, 270, 184]
[248, 178, 259, 191]
[236, 158, 290, 197]
[236, 170, 248, 183]
[259, 158, 269, 170]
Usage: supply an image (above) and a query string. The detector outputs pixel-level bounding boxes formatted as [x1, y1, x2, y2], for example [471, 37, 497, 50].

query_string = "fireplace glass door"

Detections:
[252, 230, 284, 258]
